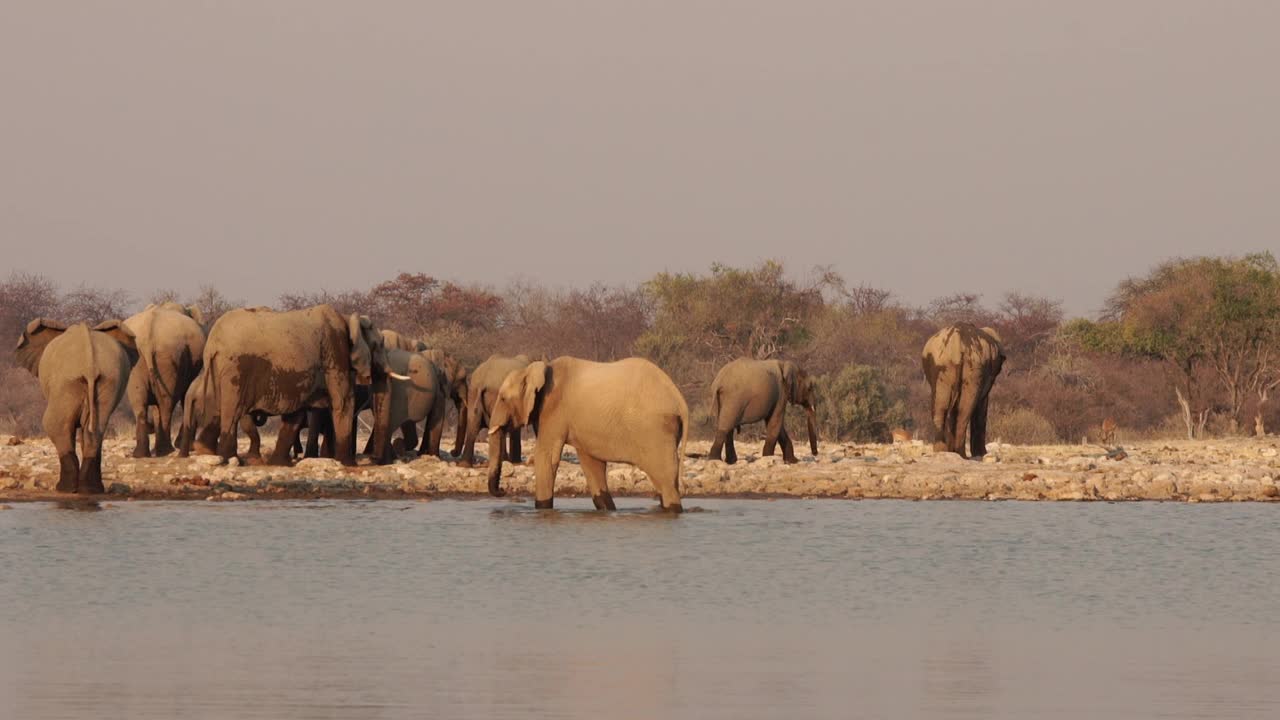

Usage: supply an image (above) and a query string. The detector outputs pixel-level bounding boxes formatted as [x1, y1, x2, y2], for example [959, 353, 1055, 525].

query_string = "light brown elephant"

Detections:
[706, 358, 818, 464]
[456, 353, 530, 468]
[488, 357, 688, 512]
[922, 323, 1004, 458]
[181, 305, 397, 466]
[123, 302, 205, 458]
[15, 319, 138, 493]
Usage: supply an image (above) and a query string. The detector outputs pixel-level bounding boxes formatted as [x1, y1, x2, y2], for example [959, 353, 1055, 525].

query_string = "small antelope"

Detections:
[891, 428, 912, 444]
[1100, 417, 1117, 445]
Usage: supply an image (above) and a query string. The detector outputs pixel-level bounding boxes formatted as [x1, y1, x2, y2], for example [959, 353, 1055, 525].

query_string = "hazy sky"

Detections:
[3, 1, 1277, 317]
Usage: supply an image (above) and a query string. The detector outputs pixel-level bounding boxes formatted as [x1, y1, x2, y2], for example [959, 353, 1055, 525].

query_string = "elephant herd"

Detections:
[13, 301, 1005, 510]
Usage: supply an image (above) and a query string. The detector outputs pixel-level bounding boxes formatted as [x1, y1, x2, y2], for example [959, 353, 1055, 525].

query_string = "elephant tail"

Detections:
[80, 325, 100, 440]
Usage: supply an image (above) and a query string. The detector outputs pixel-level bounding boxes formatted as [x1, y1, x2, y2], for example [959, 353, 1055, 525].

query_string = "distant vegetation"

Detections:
[4, 254, 1279, 443]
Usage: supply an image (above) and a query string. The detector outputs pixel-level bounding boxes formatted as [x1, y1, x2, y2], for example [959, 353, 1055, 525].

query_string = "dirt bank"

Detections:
[1, 434, 1278, 503]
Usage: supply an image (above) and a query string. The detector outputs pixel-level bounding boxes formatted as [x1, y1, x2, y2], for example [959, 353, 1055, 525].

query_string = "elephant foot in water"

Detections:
[592, 491, 617, 511]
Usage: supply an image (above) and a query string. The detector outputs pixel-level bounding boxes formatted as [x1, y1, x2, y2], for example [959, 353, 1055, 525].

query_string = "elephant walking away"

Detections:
[15, 319, 138, 493]
[706, 358, 818, 464]
[123, 302, 205, 458]
[922, 323, 1004, 458]
[456, 354, 530, 468]
[488, 357, 688, 513]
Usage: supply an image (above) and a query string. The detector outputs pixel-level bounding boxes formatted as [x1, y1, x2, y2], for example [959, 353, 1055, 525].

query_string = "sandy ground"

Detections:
[1, 432, 1279, 503]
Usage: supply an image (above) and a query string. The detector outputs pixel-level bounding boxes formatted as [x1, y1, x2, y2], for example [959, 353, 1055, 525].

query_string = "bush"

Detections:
[816, 364, 909, 442]
[988, 408, 1058, 445]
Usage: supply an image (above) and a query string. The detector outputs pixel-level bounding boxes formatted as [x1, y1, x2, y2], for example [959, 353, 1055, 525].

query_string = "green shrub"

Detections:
[814, 364, 909, 442]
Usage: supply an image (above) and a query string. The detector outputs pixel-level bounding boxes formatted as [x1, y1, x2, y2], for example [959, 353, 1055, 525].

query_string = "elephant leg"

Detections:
[426, 415, 444, 458]
[153, 395, 178, 456]
[397, 421, 415, 453]
[970, 392, 991, 458]
[240, 416, 263, 464]
[724, 427, 738, 464]
[128, 365, 151, 458]
[581, 455, 616, 511]
[931, 379, 957, 453]
[778, 424, 799, 464]
[132, 409, 152, 459]
[450, 402, 467, 458]
[78, 427, 105, 495]
[639, 450, 683, 514]
[953, 382, 980, 459]
[532, 437, 565, 510]
[458, 402, 484, 467]
[215, 389, 243, 463]
[321, 412, 339, 459]
[269, 411, 305, 466]
[707, 430, 727, 461]
[46, 411, 79, 493]
[300, 410, 319, 458]
[762, 408, 786, 457]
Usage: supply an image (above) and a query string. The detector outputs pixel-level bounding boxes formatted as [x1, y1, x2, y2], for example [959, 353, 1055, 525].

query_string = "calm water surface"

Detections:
[1, 498, 1277, 719]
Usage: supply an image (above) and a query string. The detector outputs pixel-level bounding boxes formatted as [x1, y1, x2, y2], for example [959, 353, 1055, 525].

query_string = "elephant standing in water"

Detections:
[123, 302, 205, 458]
[706, 358, 818, 464]
[922, 323, 1004, 458]
[456, 353, 530, 468]
[181, 305, 395, 466]
[15, 319, 138, 493]
[487, 357, 688, 513]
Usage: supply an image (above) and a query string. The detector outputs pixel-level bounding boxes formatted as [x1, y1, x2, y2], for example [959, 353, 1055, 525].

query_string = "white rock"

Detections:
[193, 455, 224, 468]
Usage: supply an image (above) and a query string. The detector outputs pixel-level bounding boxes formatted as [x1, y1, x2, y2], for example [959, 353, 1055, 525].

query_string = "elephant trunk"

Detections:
[805, 405, 818, 456]
[486, 428, 506, 497]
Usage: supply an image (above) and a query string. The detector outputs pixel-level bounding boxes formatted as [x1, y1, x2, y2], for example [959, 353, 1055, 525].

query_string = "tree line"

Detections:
[3, 254, 1278, 443]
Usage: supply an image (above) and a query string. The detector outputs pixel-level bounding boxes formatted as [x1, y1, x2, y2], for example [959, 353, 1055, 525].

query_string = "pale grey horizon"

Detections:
[3, 1, 1277, 318]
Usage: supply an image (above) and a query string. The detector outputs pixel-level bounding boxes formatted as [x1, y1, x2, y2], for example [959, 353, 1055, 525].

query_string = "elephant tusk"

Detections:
[389, 372, 413, 381]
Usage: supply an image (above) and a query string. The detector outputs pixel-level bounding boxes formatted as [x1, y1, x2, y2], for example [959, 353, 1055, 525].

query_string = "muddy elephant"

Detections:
[922, 323, 1004, 458]
[182, 305, 396, 466]
[180, 367, 264, 460]
[456, 353, 530, 468]
[706, 358, 818, 464]
[15, 319, 138, 493]
[123, 302, 205, 458]
[488, 357, 688, 512]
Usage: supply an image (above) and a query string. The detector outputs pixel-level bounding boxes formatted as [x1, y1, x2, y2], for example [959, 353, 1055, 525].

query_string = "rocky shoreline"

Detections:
[1, 434, 1279, 504]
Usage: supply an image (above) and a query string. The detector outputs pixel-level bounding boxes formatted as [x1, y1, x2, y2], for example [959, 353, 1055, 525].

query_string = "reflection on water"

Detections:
[1, 499, 1278, 719]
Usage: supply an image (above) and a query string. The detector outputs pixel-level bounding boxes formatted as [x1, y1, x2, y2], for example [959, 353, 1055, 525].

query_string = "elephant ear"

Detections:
[520, 361, 549, 426]
[779, 361, 800, 402]
[14, 318, 69, 377]
[185, 305, 206, 326]
[980, 327, 1003, 345]
[94, 320, 139, 365]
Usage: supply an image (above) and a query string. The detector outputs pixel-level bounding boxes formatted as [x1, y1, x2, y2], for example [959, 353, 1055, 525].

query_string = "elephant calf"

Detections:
[15, 319, 138, 494]
[488, 356, 688, 513]
[922, 323, 1004, 458]
[707, 358, 818, 464]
